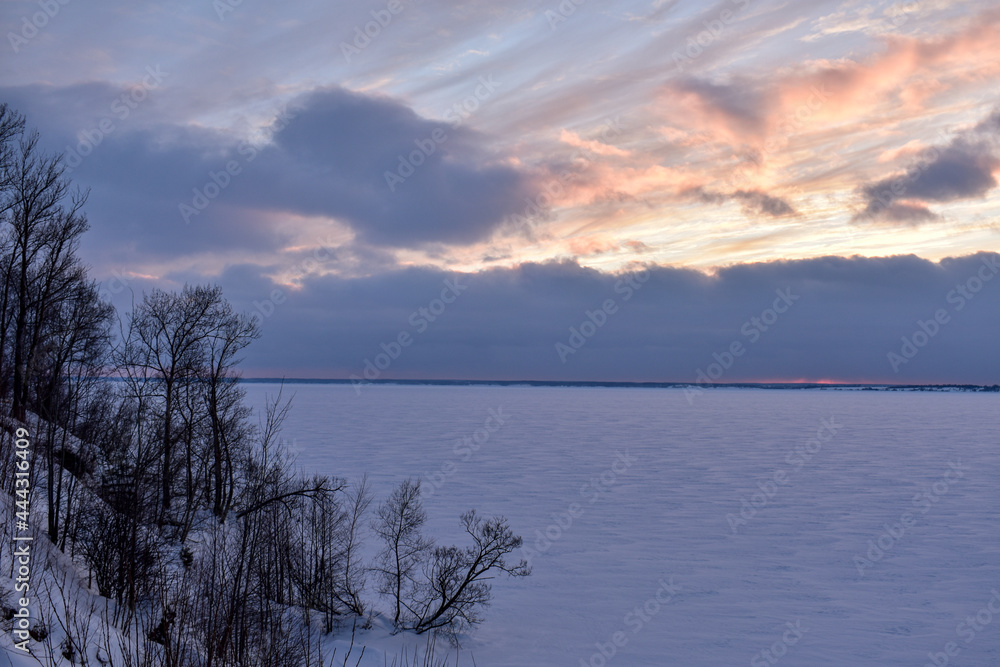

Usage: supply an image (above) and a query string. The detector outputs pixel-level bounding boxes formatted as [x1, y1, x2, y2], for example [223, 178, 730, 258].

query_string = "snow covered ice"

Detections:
[234, 383, 1000, 666]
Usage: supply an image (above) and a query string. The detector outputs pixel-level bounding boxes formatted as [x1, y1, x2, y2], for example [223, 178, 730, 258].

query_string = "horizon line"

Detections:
[232, 378, 1000, 390]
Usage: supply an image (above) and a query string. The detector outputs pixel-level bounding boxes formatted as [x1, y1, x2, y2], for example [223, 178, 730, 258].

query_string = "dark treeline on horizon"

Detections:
[233, 377, 1000, 391]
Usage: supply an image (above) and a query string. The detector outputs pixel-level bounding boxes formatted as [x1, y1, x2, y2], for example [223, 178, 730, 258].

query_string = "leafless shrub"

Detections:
[372, 479, 433, 629]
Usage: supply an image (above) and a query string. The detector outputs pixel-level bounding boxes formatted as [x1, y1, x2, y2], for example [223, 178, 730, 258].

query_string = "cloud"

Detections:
[691, 187, 797, 218]
[731, 189, 796, 217]
[667, 77, 767, 143]
[865, 202, 940, 224]
[558, 128, 630, 157]
[855, 111, 1000, 222]
[891, 141, 998, 202]
[657, 8, 1000, 160]
[6, 1, 1000, 284]
[975, 108, 1000, 134]
[209, 252, 1000, 385]
[1, 83, 542, 258]
[256, 86, 542, 247]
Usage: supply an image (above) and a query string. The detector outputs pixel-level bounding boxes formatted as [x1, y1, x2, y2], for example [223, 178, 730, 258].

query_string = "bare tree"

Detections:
[406, 511, 530, 639]
[122, 284, 222, 518]
[372, 479, 433, 628]
[0, 104, 26, 401]
[2, 127, 89, 421]
[0, 103, 26, 198]
[200, 302, 259, 520]
[34, 278, 115, 543]
[340, 474, 373, 617]
[43, 567, 99, 665]
[286, 486, 348, 630]
[235, 387, 342, 521]
[76, 484, 165, 616]
[0, 108, 112, 548]
[286, 473, 372, 631]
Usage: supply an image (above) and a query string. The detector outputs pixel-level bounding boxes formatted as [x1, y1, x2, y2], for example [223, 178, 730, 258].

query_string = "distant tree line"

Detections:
[0, 103, 528, 665]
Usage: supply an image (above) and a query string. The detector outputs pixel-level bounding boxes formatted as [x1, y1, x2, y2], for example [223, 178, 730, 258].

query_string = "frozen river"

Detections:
[242, 383, 1000, 666]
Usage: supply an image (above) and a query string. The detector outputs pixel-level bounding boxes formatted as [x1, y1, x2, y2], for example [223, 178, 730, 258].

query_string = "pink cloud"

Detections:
[658, 9, 1000, 151]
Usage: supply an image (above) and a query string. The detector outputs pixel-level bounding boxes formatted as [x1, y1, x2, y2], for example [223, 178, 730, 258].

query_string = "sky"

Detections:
[2, 0, 999, 383]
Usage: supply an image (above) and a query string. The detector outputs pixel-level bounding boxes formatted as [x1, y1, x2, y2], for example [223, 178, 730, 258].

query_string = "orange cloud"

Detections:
[775, 11, 1000, 127]
[559, 128, 630, 157]
[659, 9, 1000, 151]
[877, 139, 929, 163]
[555, 162, 703, 208]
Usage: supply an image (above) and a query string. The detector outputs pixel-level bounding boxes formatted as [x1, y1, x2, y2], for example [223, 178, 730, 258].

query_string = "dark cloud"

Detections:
[258, 87, 539, 247]
[203, 253, 1000, 384]
[871, 202, 939, 225]
[691, 187, 796, 218]
[894, 141, 997, 202]
[974, 107, 1000, 134]
[732, 189, 796, 217]
[856, 111, 1000, 222]
[0, 83, 541, 259]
